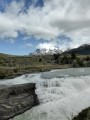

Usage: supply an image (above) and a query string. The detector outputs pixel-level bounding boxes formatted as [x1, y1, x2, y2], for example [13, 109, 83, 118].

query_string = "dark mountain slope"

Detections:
[64, 44, 90, 55]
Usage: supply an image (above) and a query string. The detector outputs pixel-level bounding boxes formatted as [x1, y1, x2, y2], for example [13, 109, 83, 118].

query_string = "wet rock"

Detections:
[0, 83, 39, 120]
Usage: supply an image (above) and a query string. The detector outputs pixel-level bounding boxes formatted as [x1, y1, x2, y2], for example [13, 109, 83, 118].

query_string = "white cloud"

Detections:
[21, 43, 33, 48]
[0, 0, 90, 50]
[36, 42, 57, 50]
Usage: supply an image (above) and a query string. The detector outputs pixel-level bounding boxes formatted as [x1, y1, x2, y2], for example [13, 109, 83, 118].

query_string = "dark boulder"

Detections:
[0, 83, 39, 120]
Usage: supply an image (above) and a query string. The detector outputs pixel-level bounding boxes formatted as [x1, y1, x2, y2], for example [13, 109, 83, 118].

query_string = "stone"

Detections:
[0, 83, 39, 120]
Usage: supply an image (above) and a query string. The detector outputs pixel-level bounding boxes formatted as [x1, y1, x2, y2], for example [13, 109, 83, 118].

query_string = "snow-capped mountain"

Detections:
[29, 48, 62, 55]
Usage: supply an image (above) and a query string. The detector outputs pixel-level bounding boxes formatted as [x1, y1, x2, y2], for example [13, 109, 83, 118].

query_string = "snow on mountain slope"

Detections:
[0, 68, 90, 120]
[29, 48, 62, 55]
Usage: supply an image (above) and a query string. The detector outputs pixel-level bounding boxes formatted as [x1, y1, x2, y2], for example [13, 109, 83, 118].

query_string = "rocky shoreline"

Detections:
[0, 83, 39, 120]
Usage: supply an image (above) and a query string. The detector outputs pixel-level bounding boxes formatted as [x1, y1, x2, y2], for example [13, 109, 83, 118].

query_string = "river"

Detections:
[0, 68, 90, 120]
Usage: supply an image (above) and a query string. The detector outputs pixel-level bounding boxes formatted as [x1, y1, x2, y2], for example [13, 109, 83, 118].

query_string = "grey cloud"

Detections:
[51, 20, 90, 32]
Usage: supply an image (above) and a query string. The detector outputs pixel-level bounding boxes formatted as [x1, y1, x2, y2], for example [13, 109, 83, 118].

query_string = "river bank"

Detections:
[0, 64, 71, 79]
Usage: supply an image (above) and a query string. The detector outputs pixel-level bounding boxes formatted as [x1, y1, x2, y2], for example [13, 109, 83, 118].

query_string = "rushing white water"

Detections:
[1, 68, 90, 120]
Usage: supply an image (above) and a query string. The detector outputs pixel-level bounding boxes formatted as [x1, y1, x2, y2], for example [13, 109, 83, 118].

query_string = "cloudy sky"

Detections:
[0, 0, 90, 55]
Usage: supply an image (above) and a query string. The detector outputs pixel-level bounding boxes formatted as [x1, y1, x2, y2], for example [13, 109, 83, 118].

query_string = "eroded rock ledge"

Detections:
[0, 83, 39, 120]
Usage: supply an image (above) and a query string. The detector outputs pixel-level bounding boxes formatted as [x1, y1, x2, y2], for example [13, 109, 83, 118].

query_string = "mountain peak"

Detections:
[29, 48, 62, 55]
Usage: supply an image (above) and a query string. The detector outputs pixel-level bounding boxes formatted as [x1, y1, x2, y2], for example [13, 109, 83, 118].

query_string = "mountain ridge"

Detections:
[64, 44, 90, 55]
[29, 44, 90, 56]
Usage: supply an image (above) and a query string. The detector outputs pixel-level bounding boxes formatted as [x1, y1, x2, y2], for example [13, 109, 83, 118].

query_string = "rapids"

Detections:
[0, 68, 90, 120]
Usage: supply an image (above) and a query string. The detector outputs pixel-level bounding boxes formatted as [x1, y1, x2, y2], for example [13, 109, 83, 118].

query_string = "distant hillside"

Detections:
[0, 53, 14, 57]
[64, 44, 90, 55]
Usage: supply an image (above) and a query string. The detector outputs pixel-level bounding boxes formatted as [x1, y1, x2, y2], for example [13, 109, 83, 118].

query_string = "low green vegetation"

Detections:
[0, 53, 90, 79]
[73, 107, 90, 120]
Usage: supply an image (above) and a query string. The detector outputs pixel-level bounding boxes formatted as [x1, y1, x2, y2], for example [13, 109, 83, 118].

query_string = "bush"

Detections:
[53, 54, 60, 60]
[85, 56, 90, 61]
[73, 107, 90, 120]
[0, 71, 6, 79]
[39, 58, 42, 62]
[61, 55, 69, 64]
[14, 68, 19, 73]
[76, 58, 84, 67]
[71, 52, 76, 60]
[0, 70, 7, 79]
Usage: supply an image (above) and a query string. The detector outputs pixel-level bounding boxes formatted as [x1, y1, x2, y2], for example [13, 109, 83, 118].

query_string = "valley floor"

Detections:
[0, 53, 90, 79]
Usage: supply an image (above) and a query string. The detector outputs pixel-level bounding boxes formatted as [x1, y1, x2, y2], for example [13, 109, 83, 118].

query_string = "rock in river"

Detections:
[0, 83, 39, 120]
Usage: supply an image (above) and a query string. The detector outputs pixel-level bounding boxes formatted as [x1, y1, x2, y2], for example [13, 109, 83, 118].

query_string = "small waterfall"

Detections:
[1, 68, 90, 120]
